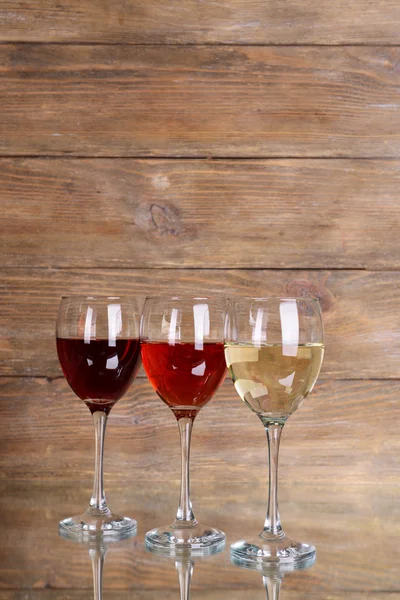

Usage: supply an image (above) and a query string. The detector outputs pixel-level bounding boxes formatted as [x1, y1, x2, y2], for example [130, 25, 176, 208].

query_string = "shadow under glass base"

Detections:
[145, 521, 226, 556]
[230, 534, 315, 567]
[59, 508, 137, 539]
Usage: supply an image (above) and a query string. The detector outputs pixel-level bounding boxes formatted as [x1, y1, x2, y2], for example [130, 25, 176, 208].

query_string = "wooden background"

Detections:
[1, 0, 400, 596]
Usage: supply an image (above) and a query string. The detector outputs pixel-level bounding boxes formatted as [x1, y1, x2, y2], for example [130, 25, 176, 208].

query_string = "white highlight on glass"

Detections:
[168, 308, 179, 345]
[193, 303, 209, 351]
[192, 361, 206, 376]
[252, 307, 267, 347]
[106, 354, 119, 370]
[250, 384, 269, 398]
[279, 372, 295, 388]
[84, 306, 94, 344]
[280, 300, 299, 357]
[108, 304, 122, 347]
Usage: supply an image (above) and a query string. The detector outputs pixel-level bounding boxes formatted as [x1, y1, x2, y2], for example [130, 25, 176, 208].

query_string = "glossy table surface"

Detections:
[1, 478, 399, 600]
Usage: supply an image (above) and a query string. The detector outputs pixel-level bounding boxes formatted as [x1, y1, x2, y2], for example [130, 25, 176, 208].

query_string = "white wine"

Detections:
[224, 343, 324, 423]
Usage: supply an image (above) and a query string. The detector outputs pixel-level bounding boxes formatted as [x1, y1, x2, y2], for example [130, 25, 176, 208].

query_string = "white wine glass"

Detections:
[224, 297, 324, 566]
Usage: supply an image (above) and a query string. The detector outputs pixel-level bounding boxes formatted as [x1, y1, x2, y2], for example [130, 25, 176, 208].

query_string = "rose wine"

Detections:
[224, 343, 324, 423]
[141, 342, 226, 419]
[56, 338, 141, 414]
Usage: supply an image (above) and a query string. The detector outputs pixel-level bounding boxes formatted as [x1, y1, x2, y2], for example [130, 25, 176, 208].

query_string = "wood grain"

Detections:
[0, 481, 399, 591]
[1, 0, 399, 596]
[5, 596, 398, 600]
[2, 158, 400, 269]
[1, 268, 399, 379]
[1, 0, 400, 44]
[1, 377, 399, 484]
[8, 596, 392, 600]
[2, 45, 400, 157]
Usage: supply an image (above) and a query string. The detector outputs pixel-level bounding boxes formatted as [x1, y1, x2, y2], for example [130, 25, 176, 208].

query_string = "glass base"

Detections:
[59, 508, 137, 540]
[230, 534, 315, 568]
[145, 522, 226, 556]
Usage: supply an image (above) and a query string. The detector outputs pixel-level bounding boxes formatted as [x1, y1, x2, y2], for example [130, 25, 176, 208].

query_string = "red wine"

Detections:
[141, 342, 226, 419]
[56, 338, 141, 414]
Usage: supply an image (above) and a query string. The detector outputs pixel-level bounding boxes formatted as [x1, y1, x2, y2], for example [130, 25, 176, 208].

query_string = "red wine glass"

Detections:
[140, 296, 227, 554]
[56, 296, 142, 538]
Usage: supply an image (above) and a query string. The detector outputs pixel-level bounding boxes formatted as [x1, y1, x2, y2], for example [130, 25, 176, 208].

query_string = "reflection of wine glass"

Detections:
[140, 296, 227, 554]
[145, 541, 224, 600]
[56, 296, 142, 537]
[175, 559, 194, 600]
[231, 551, 316, 600]
[225, 298, 324, 566]
[60, 531, 108, 600]
[59, 529, 136, 600]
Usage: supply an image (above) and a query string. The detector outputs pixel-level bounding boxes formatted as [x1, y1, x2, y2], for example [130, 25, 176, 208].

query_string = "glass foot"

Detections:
[230, 534, 315, 567]
[59, 508, 137, 539]
[145, 522, 225, 556]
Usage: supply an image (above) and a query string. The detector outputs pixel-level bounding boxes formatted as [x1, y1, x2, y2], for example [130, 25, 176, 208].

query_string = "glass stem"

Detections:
[89, 545, 106, 600]
[176, 560, 194, 600]
[89, 411, 109, 514]
[175, 417, 196, 524]
[263, 574, 283, 600]
[262, 422, 284, 539]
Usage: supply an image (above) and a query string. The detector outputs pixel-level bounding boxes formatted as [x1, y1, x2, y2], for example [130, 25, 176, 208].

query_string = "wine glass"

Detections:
[224, 297, 324, 566]
[140, 296, 227, 554]
[56, 296, 142, 538]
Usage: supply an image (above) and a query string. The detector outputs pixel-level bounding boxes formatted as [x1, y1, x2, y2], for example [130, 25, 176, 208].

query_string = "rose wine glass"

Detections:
[140, 296, 227, 554]
[224, 297, 324, 566]
[56, 296, 142, 538]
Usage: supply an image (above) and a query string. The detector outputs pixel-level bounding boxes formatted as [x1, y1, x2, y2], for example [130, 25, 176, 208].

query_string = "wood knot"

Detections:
[134, 202, 184, 238]
[286, 279, 335, 313]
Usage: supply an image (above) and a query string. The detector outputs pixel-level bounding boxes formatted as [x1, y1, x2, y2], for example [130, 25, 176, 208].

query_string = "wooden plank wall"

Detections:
[1, 1, 400, 592]
[1, 0, 400, 476]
